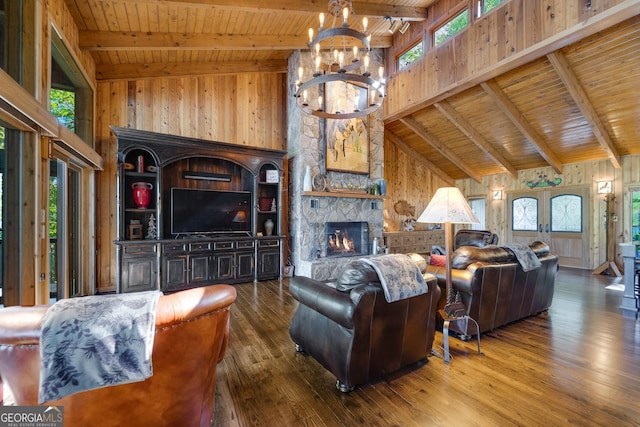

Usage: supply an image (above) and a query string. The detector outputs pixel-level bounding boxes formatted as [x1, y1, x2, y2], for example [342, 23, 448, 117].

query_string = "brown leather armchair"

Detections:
[289, 258, 440, 392]
[0, 285, 237, 427]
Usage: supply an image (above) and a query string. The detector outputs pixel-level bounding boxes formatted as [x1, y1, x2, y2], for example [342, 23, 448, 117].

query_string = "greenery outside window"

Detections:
[398, 41, 424, 71]
[50, 89, 75, 132]
[434, 8, 469, 47]
[481, 0, 507, 15]
[632, 189, 640, 241]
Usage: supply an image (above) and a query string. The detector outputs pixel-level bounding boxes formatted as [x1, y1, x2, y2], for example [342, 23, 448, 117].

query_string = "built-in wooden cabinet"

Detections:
[112, 126, 286, 293]
[384, 230, 445, 255]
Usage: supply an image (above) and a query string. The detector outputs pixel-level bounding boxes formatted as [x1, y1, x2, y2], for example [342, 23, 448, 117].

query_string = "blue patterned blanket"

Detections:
[38, 291, 161, 403]
[502, 243, 541, 272]
[359, 254, 428, 302]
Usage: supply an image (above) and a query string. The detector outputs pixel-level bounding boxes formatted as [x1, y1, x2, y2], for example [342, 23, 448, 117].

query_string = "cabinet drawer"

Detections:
[414, 234, 426, 244]
[124, 244, 157, 255]
[259, 239, 280, 248]
[387, 235, 403, 246]
[237, 240, 255, 249]
[163, 243, 186, 254]
[214, 241, 234, 251]
[189, 242, 211, 251]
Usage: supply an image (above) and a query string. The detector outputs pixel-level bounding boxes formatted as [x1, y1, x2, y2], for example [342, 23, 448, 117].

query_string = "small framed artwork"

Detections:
[325, 81, 370, 174]
[266, 169, 279, 183]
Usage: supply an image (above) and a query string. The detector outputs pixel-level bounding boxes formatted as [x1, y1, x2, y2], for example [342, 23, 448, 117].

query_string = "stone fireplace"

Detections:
[287, 50, 386, 280]
[325, 221, 369, 258]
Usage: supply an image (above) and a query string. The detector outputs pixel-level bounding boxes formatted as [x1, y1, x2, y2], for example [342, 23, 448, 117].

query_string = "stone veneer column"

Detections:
[287, 51, 386, 279]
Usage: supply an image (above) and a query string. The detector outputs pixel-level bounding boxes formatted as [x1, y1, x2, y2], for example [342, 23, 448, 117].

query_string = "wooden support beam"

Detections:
[385, 130, 454, 186]
[107, 0, 428, 20]
[547, 51, 622, 169]
[434, 100, 518, 179]
[481, 80, 563, 174]
[399, 117, 483, 183]
[96, 60, 288, 80]
[79, 31, 392, 51]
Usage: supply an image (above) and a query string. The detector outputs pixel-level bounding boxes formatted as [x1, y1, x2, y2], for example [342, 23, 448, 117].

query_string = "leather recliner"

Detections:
[0, 285, 237, 427]
[289, 257, 441, 392]
[431, 229, 499, 255]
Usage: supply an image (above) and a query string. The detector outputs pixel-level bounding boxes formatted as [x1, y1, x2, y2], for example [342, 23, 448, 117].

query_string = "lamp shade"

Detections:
[417, 187, 479, 224]
[232, 210, 248, 223]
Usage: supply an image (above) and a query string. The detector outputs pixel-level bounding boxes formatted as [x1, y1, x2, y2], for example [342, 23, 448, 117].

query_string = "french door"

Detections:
[507, 187, 590, 269]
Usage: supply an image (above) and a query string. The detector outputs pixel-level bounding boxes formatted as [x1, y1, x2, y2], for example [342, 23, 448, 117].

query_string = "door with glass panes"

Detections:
[507, 187, 590, 269]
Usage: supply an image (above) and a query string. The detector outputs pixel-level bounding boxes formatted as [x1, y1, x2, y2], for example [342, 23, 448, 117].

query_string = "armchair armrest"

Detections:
[0, 306, 48, 346]
[289, 277, 375, 329]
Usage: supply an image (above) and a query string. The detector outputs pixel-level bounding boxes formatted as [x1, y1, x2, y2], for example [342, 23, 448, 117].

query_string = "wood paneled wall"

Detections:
[455, 155, 640, 269]
[94, 72, 287, 291]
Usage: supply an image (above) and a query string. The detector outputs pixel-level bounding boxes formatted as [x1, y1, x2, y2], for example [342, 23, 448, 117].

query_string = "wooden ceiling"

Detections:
[64, 1, 640, 181]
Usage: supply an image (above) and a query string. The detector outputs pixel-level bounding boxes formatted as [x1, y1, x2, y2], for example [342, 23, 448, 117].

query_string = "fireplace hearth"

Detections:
[325, 221, 369, 257]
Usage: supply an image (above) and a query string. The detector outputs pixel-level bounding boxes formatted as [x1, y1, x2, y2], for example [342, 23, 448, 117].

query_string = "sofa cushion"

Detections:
[451, 245, 514, 269]
[530, 241, 550, 257]
[429, 254, 447, 267]
[407, 252, 428, 273]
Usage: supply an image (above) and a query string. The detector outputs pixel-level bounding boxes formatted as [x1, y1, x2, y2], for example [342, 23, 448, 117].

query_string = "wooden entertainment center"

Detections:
[112, 126, 286, 293]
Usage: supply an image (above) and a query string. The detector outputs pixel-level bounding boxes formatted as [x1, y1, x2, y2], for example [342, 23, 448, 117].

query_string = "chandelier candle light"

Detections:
[295, 0, 386, 119]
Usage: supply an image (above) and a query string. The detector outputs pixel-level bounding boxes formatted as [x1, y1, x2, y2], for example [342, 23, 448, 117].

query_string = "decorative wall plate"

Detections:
[312, 173, 328, 192]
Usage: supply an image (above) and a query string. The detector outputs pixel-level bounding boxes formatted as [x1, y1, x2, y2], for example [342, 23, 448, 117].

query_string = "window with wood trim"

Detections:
[433, 8, 469, 47]
[479, 0, 507, 15]
[512, 197, 538, 231]
[398, 40, 424, 71]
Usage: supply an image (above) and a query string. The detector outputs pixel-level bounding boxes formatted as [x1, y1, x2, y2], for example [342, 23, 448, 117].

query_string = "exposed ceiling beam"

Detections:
[107, 0, 428, 20]
[434, 100, 518, 179]
[78, 31, 392, 51]
[481, 80, 564, 174]
[399, 117, 483, 183]
[95, 60, 288, 80]
[546, 51, 622, 169]
[385, 130, 454, 186]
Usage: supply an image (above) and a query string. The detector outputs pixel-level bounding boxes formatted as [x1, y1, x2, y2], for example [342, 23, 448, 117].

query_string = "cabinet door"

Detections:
[215, 253, 235, 281]
[121, 256, 158, 293]
[164, 255, 188, 291]
[258, 250, 280, 280]
[189, 254, 212, 285]
[236, 252, 255, 281]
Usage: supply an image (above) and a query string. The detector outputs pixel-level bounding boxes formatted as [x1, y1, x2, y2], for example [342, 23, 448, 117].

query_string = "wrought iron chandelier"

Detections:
[294, 0, 386, 120]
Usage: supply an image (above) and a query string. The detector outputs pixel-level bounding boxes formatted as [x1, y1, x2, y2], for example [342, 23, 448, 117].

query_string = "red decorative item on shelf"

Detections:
[132, 182, 153, 208]
[259, 197, 272, 211]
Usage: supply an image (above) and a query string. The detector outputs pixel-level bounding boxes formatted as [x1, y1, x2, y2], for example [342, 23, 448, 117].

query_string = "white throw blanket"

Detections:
[359, 254, 428, 303]
[38, 291, 161, 403]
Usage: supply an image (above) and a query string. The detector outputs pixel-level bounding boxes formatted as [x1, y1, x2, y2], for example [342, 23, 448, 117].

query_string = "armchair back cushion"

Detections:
[0, 286, 237, 427]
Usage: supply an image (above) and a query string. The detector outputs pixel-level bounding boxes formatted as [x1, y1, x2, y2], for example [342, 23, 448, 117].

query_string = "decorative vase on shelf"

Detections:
[264, 218, 274, 236]
[303, 166, 312, 192]
[132, 182, 153, 208]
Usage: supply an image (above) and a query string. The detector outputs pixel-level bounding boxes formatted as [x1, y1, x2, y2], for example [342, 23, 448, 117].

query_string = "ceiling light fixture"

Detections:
[294, 0, 386, 120]
[399, 20, 411, 34]
[386, 16, 401, 34]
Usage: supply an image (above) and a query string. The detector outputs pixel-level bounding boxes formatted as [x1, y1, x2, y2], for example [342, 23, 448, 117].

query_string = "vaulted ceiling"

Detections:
[64, 0, 640, 182]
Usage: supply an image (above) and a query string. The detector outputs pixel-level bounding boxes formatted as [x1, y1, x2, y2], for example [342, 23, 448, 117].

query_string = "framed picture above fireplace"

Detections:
[325, 81, 370, 175]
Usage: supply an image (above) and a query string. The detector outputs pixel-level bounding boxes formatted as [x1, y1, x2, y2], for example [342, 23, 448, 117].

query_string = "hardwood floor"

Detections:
[212, 268, 640, 426]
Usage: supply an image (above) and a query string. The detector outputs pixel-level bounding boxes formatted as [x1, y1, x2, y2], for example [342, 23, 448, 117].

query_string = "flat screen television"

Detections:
[171, 188, 252, 235]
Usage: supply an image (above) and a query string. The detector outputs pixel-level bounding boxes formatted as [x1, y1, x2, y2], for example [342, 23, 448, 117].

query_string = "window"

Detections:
[480, 0, 507, 15]
[0, 1, 22, 83]
[434, 8, 469, 47]
[512, 197, 538, 231]
[398, 41, 423, 71]
[469, 198, 486, 230]
[631, 189, 640, 241]
[550, 194, 582, 233]
[51, 28, 93, 145]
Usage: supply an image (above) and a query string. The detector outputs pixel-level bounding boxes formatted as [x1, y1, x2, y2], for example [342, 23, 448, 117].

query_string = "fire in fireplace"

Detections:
[325, 221, 369, 257]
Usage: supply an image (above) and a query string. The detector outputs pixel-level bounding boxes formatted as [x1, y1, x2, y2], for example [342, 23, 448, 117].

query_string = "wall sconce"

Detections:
[399, 20, 411, 34]
[492, 190, 502, 200]
[597, 181, 612, 194]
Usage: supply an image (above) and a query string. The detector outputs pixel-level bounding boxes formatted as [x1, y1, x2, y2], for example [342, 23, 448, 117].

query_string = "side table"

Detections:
[439, 309, 481, 364]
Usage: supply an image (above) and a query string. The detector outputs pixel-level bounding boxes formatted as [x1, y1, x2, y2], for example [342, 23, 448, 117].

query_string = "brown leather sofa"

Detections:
[0, 285, 237, 427]
[289, 256, 441, 392]
[424, 241, 558, 338]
